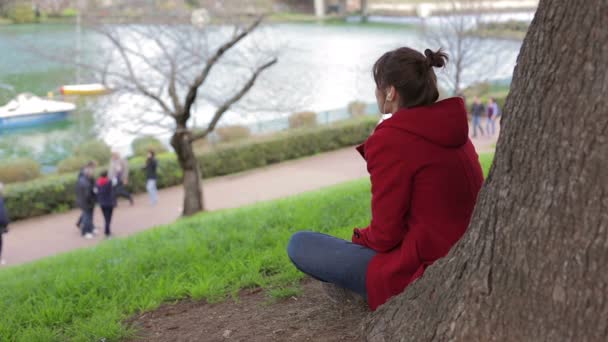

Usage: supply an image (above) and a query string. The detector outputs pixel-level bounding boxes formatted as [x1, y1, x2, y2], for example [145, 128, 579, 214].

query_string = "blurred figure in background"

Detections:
[96, 171, 116, 239]
[76, 164, 96, 239]
[486, 97, 497, 137]
[76, 160, 97, 230]
[0, 182, 9, 265]
[109, 152, 133, 206]
[470, 96, 485, 138]
[144, 150, 159, 206]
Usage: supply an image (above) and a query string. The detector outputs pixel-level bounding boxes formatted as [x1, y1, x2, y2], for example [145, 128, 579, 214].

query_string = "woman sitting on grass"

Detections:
[287, 47, 484, 311]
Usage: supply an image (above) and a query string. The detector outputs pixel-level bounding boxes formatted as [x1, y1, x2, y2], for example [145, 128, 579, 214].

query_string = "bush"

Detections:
[7, 4, 35, 24]
[0, 158, 41, 184]
[56, 156, 89, 174]
[348, 101, 367, 117]
[216, 125, 251, 143]
[3, 117, 378, 221]
[131, 136, 168, 157]
[289, 111, 317, 129]
[74, 140, 112, 165]
[60, 7, 78, 17]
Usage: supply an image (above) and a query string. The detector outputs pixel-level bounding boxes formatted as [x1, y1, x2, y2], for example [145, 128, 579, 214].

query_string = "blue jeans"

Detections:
[472, 115, 484, 137]
[287, 231, 376, 298]
[486, 117, 496, 136]
[146, 179, 158, 205]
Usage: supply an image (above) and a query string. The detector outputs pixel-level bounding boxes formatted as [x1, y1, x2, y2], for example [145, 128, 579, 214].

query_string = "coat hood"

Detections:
[380, 97, 469, 148]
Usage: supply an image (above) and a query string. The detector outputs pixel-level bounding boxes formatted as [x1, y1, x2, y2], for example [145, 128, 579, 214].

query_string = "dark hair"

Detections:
[373, 47, 448, 108]
[86, 160, 97, 167]
[100, 170, 108, 177]
[148, 150, 155, 157]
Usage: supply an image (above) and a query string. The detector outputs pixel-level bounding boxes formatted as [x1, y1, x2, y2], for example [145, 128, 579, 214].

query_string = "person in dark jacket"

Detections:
[287, 47, 483, 311]
[76, 160, 97, 230]
[143, 150, 158, 205]
[76, 164, 96, 239]
[470, 96, 485, 138]
[0, 182, 9, 265]
[95, 171, 116, 238]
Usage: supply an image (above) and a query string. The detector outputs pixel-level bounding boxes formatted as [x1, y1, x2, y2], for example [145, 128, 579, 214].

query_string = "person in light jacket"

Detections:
[108, 152, 133, 205]
[143, 150, 158, 205]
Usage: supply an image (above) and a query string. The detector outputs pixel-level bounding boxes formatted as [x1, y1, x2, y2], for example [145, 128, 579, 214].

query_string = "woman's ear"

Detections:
[385, 86, 396, 101]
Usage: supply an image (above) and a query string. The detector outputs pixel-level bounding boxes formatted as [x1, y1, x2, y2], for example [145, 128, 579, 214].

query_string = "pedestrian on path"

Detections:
[76, 164, 96, 239]
[486, 97, 497, 137]
[95, 171, 116, 238]
[287, 47, 483, 311]
[471, 96, 485, 138]
[75, 161, 97, 229]
[144, 150, 159, 206]
[109, 152, 133, 205]
[0, 182, 9, 265]
[486, 98, 496, 137]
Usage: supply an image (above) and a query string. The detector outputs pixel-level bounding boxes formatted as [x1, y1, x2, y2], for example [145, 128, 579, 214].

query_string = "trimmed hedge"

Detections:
[0, 158, 41, 184]
[3, 117, 378, 221]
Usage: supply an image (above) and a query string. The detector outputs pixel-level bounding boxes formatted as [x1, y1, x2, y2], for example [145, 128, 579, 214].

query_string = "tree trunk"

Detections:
[365, 0, 608, 341]
[171, 128, 204, 216]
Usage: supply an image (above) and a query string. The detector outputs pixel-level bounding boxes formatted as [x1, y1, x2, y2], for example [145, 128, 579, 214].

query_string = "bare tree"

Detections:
[421, 0, 507, 95]
[363, 0, 607, 340]
[84, 12, 277, 216]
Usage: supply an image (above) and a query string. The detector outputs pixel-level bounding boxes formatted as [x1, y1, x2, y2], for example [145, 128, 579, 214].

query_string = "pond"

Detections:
[0, 20, 522, 169]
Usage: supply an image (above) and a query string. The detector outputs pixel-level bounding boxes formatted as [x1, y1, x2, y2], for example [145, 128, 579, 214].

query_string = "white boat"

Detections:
[0, 93, 76, 129]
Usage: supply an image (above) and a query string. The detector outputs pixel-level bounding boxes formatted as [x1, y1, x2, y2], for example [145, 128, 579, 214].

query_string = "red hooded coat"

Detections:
[352, 97, 484, 310]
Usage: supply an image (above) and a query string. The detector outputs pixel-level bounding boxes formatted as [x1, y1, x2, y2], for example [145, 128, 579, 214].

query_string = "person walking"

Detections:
[95, 171, 116, 239]
[0, 182, 9, 265]
[76, 164, 96, 239]
[76, 160, 97, 230]
[109, 152, 133, 205]
[470, 96, 485, 138]
[486, 97, 497, 137]
[144, 150, 159, 206]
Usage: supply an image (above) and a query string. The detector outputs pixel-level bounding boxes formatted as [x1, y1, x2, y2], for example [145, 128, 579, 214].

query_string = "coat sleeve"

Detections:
[352, 130, 413, 252]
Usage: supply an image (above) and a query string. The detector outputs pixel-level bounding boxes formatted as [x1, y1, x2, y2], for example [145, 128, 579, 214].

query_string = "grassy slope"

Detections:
[0, 153, 494, 341]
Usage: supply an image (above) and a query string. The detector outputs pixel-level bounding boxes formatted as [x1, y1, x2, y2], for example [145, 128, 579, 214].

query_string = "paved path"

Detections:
[2, 137, 496, 266]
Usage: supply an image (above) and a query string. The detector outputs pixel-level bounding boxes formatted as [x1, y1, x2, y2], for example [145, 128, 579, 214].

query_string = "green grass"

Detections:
[0, 153, 493, 341]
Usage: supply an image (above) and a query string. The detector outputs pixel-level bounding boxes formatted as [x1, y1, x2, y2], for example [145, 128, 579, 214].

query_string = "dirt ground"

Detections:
[127, 279, 370, 342]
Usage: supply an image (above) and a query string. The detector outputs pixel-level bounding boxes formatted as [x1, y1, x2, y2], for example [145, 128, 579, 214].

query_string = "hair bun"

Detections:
[424, 48, 448, 68]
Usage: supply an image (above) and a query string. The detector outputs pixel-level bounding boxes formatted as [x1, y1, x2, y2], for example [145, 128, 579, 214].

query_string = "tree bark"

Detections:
[365, 0, 608, 341]
[171, 127, 204, 216]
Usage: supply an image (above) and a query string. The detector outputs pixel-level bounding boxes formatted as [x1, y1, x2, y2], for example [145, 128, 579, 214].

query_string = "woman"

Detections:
[96, 171, 116, 238]
[287, 47, 484, 311]
[0, 182, 9, 265]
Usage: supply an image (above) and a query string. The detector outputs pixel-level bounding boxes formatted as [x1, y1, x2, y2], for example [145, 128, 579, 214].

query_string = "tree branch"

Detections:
[190, 58, 278, 142]
[181, 15, 266, 125]
[96, 26, 174, 115]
